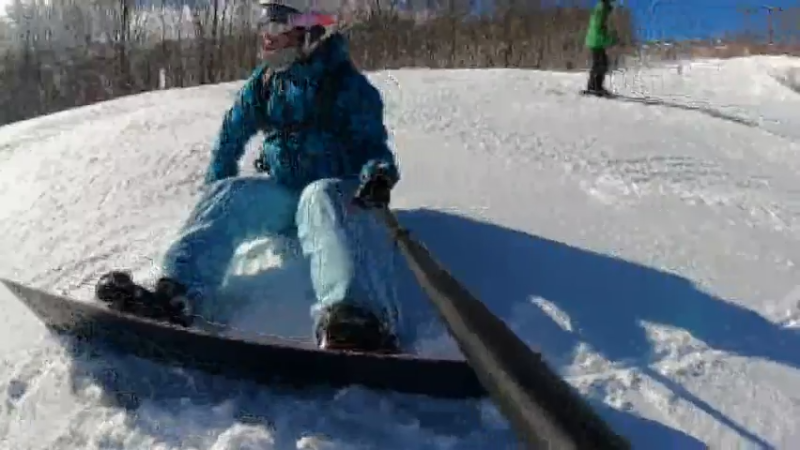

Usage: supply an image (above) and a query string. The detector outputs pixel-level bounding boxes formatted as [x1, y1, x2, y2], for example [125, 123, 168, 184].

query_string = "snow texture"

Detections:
[2, 55, 800, 448]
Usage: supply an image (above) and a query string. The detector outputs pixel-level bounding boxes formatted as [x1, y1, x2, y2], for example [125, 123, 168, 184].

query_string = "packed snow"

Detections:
[1, 55, 800, 449]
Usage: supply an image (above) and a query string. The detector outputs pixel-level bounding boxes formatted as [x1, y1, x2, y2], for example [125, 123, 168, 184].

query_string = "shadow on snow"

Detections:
[396, 207, 800, 448]
[60, 207, 798, 448]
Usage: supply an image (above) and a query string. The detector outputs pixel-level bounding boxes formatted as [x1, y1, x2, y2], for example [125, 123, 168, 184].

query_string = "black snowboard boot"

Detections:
[96, 271, 153, 314]
[95, 271, 192, 327]
[152, 276, 194, 327]
[315, 302, 400, 354]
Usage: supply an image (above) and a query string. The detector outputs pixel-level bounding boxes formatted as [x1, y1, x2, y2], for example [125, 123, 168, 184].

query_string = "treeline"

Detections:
[0, 0, 639, 126]
[2, 1, 797, 128]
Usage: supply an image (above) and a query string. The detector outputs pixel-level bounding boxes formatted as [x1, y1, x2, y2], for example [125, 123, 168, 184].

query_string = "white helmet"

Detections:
[256, 0, 340, 71]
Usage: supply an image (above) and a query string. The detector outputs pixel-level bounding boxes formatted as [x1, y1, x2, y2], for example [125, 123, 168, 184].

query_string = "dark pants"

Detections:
[588, 48, 609, 91]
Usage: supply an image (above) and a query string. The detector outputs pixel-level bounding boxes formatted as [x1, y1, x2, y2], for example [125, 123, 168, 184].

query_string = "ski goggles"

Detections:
[257, 3, 336, 35]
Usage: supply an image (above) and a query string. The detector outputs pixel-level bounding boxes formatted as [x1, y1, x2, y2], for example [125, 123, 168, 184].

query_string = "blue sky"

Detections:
[463, 0, 799, 42]
[620, 0, 799, 42]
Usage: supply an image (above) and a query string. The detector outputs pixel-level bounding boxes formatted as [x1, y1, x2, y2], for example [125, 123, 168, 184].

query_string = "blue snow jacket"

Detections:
[204, 33, 399, 192]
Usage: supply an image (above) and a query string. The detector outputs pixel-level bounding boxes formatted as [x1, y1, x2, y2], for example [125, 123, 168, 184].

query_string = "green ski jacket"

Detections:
[585, 1, 615, 49]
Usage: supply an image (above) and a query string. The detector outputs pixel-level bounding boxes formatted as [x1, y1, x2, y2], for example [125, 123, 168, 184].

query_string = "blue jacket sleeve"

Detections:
[204, 67, 268, 185]
[346, 78, 400, 187]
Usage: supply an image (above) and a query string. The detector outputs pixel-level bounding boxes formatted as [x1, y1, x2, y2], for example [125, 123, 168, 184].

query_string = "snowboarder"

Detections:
[95, 0, 403, 354]
[584, 0, 616, 96]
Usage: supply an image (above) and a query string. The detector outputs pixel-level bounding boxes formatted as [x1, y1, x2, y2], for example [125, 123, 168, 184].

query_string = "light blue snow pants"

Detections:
[160, 175, 402, 336]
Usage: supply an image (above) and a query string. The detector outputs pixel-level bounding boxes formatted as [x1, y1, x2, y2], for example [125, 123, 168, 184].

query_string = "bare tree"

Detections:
[4, 0, 798, 128]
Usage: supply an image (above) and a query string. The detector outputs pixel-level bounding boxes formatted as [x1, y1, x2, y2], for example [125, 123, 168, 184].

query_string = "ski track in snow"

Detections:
[1, 55, 800, 448]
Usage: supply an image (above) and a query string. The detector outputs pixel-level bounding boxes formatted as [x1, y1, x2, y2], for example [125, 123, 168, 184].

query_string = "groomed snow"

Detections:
[1, 55, 800, 448]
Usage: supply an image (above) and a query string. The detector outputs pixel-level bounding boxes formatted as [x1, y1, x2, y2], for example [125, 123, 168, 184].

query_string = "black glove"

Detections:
[254, 155, 271, 173]
[353, 166, 393, 209]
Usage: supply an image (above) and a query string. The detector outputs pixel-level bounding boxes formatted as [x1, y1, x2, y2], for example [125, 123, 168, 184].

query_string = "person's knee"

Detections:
[204, 176, 240, 196]
[299, 178, 349, 206]
[205, 175, 271, 198]
[298, 178, 360, 219]
[194, 178, 251, 217]
[203, 176, 294, 214]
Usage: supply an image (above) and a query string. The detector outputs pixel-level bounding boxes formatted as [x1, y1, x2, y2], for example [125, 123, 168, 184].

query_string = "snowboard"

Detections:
[0, 277, 486, 399]
[580, 89, 617, 98]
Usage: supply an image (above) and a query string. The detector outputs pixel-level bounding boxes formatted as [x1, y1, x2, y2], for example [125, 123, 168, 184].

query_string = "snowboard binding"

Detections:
[95, 271, 193, 327]
[315, 302, 400, 354]
[581, 88, 614, 98]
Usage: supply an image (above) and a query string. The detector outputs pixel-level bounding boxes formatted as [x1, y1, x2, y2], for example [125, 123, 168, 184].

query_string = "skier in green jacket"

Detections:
[584, 0, 616, 95]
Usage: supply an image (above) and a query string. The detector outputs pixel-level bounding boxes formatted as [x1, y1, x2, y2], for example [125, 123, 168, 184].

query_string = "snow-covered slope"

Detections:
[1, 55, 800, 448]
